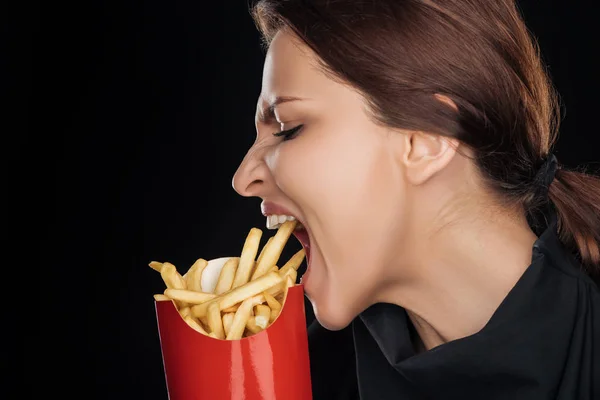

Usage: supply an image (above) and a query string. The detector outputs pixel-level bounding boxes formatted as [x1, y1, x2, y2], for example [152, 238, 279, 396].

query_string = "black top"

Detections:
[307, 217, 600, 399]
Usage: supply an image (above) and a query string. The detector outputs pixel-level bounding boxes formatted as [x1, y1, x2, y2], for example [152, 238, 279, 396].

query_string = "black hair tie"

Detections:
[530, 152, 559, 231]
[533, 152, 558, 200]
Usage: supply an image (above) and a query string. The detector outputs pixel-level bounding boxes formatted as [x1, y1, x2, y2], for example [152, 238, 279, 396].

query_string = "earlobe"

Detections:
[403, 131, 459, 186]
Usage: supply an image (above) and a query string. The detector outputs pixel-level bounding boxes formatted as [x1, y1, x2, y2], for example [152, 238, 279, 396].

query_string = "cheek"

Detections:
[277, 125, 389, 221]
[287, 130, 402, 262]
[275, 124, 407, 320]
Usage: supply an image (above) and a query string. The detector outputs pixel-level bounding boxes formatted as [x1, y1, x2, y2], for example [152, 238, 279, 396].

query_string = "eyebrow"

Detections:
[256, 96, 305, 124]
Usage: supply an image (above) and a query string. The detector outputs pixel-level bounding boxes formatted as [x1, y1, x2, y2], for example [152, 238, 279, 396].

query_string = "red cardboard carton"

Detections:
[155, 284, 312, 400]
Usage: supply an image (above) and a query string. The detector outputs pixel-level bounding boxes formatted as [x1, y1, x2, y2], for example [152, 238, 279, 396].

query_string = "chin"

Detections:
[308, 296, 355, 331]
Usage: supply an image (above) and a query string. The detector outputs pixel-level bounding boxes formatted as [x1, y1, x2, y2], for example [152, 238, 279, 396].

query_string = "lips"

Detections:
[261, 202, 295, 218]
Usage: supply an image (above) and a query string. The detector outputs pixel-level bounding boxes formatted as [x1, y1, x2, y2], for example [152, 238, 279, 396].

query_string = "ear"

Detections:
[400, 131, 460, 186]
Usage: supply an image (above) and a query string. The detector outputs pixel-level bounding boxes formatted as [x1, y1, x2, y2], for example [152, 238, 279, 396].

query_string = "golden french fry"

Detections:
[270, 275, 294, 323]
[222, 304, 240, 313]
[232, 228, 262, 289]
[256, 237, 273, 265]
[183, 258, 208, 292]
[270, 308, 280, 323]
[262, 291, 281, 311]
[278, 249, 305, 277]
[149, 261, 163, 272]
[208, 332, 219, 339]
[251, 220, 297, 281]
[226, 295, 264, 340]
[246, 316, 263, 334]
[192, 272, 282, 318]
[254, 304, 271, 329]
[160, 263, 188, 309]
[160, 262, 186, 290]
[215, 257, 239, 294]
[164, 288, 216, 304]
[282, 275, 294, 304]
[207, 302, 225, 339]
[283, 267, 297, 284]
[267, 268, 297, 296]
[184, 315, 208, 335]
[179, 306, 191, 318]
[153, 294, 170, 301]
[222, 312, 234, 336]
[200, 316, 208, 327]
[269, 265, 279, 273]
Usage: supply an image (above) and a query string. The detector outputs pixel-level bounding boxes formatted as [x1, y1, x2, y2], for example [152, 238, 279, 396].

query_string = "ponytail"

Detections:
[549, 167, 600, 285]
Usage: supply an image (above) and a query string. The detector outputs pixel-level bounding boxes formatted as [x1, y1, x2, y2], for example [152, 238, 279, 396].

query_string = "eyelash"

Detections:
[272, 124, 304, 141]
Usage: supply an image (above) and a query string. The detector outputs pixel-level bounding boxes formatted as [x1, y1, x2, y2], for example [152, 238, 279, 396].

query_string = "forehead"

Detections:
[258, 30, 332, 107]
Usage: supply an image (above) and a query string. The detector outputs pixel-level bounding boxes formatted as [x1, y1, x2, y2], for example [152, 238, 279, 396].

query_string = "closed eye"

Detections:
[272, 125, 304, 141]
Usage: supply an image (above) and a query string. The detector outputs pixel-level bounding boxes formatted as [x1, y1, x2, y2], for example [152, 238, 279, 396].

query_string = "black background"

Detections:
[9, 0, 598, 398]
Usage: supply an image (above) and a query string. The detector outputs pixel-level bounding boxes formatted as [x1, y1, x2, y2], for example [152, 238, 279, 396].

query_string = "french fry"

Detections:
[184, 315, 208, 335]
[154, 294, 170, 301]
[232, 228, 262, 289]
[262, 291, 281, 311]
[270, 275, 295, 323]
[282, 267, 297, 284]
[222, 312, 234, 336]
[269, 265, 279, 273]
[251, 220, 297, 280]
[192, 271, 282, 318]
[160, 262, 186, 290]
[266, 268, 297, 296]
[149, 261, 163, 272]
[222, 304, 240, 313]
[183, 258, 208, 292]
[160, 263, 187, 309]
[226, 295, 265, 340]
[282, 275, 294, 304]
[256, 237, 273, 266]
[164, 288, 216, 304]
[278, 249, 305, 277]
[214, 257, 239, 295]
[246, 316, 263, 334]
[270, 308, 280, 323]
[179, 306, 191, 318]
[207, 302, 225, 340]
[254, 304, 271, 329]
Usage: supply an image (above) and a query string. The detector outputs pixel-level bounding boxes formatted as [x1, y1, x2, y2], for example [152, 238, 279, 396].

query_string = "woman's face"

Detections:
[233, 30, 412, 330]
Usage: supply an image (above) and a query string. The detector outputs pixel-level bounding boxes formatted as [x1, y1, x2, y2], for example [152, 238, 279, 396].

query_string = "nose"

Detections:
[232, 144, 270, 198]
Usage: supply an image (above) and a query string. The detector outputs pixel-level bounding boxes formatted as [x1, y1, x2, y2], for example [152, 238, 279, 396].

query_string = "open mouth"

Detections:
[261, 205, 312, 283]
[266, 216, 311, 273]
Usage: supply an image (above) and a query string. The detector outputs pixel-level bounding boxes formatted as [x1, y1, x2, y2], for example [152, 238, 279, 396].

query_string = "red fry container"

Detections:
[154, 284, 313, 400]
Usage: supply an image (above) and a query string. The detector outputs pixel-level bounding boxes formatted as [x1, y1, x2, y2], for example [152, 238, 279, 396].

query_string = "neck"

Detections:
[381, 207, 539, 352]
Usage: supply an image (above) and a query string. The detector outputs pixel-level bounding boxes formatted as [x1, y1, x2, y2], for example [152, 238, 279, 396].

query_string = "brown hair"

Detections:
[250, 0, 600, 285]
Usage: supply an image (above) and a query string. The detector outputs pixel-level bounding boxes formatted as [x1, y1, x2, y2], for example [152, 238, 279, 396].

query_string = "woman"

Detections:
[233, 1, 600, 399]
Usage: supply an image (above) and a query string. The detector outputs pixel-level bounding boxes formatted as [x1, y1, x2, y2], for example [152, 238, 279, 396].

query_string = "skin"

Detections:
[232, 29, 539, 352]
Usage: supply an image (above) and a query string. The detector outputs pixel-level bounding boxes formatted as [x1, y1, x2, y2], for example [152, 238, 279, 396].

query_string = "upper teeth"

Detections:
[266, 214, 296, 230]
